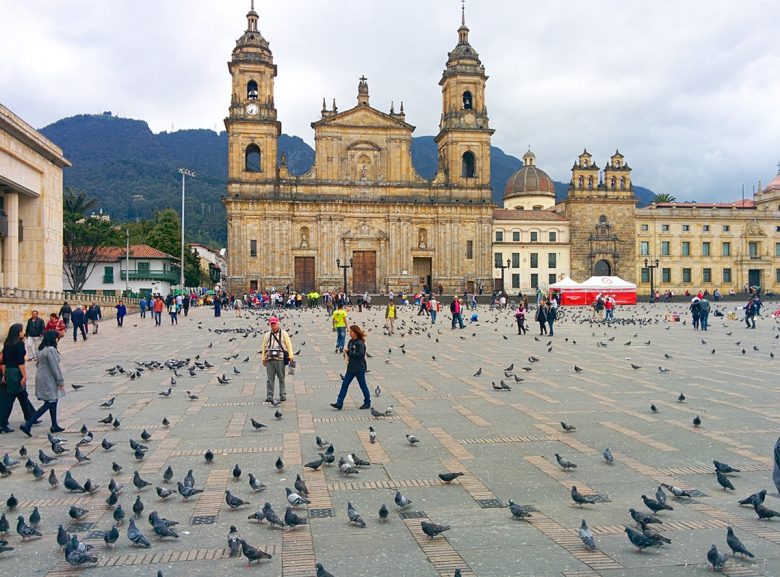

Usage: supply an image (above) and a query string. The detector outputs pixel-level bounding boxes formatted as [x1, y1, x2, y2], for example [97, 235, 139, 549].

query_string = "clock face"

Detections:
[464, 112, 475, 125]
[246, 103, 259, 116]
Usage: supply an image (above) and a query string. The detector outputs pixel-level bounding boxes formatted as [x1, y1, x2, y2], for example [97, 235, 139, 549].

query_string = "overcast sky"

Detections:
[3, 0, 779, 200]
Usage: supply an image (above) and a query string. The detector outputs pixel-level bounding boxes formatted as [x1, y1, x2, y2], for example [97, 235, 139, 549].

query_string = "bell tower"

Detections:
[434, 3, 494, 198]
[225, 1, 280, 186]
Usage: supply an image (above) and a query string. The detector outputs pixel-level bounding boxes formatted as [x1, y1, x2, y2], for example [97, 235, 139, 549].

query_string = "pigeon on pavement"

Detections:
[707, 544, 729, 571]
[726, 526, 754, 558]
[579, 519, 596, 550]
[571, 486, 595, 506]
[421, 521, 450, 538]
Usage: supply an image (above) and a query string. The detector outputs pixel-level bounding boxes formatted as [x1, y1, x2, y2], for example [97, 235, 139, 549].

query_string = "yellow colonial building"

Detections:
[224, 5, 493, 295]
[0, 103, 70, 293]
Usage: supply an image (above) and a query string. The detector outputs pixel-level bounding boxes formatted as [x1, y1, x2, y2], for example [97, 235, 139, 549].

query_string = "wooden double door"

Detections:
[352, 251, 377, 294]
[295, 257, 315, 292]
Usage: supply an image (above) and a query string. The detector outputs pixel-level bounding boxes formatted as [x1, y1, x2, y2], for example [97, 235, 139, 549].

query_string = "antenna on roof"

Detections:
[741, 183, 744, 204]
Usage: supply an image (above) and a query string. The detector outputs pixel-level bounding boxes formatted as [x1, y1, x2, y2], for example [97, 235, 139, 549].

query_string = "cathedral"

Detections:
[224, 4, 494, 294]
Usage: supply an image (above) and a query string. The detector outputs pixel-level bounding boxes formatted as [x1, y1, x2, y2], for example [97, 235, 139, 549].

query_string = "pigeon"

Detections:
[678, 392, 686, 403]
[177, 482, 203, 500]
[374, 385, 381, 397]
[160, 388, 172, 397]
[315, 436, 330, 449]
[556, 454, 577, 470]
[274, 410, 283, 420]
[103, 525, 119, 549]
[660, 483, 692, 498]
[738, 489, 766, 506]
[66, 547, 98, 567]
[74, 447, 91, 463]
[707, 544, 729, 571]
[379, 504, 389, 522]
[579, 519, 596, 550]
[574, 365, 583, 372]
[369, 426, 377, 443]
[716, 469, 735, 491]
[162, 417, 170, 427]
[658, 366, 670, 373]
[227, 526, 241, 556]
[473, 368, 482, 377]
[350, 454, 370, 467]
[28, 507, 41, 528]
[394, 491, 412, 509]
[316, 562, 336, 577]
[0, 514, 7, 536]
[83, 478, 99, 494]
[38, 450, 56, 465]
[639, 521, 672, 545]
[250, 419, 267, 430]
[726, 526, 754, 558]
[650, 404, 658, 413]
[239, 539, 272, 565]
[247, 509, 266, 524]
[284, 507, 308, 530]
[603, 448, 614, 464]
[406, 434, 420, 446]
[275, 457, 284, 472]
[69, 505, 88, 520]
[571, 486, 595, 506]
[439, 472, 464, 484]
[225, 490, 249, 510]
[48, 469, 59, 488]
[140, 429, 151, 442]
[630, 508, 662, 526]
[151, 516, 179, 539]
[182, 469, 194, 488]
[262, 503, 285, 528]
[132, 495, 144, 518]
[693, 415, 701, 427]
[713, 460, 740, 474]
[16, 516, 42, 540]
[560, 422, 576, 432]
[113, 505, 125, 525]
[133, 471, 152, 491]
[305, 458, 324, 471]
[31, 463, 44, 480]
[753, 501, 780, 520]
[655, 486, 667, 505]
[642, 494, 673, 513]
[102, 438, 115, 451]
[64, 471, 86, 492]
[232, 464, 242, 482]
[127, 519, 151, 547]
[347, 502, 366, 527]
[294, 474, 308, 497]
[163, 466, 174, 484]
[76, 432, 93, 446]
[248, 474, 267, 493]
[508, 500, 532, 520]
[319, 452, 336, 464]
[100, 397, 116, 408]
[624, 526, 659, 551]
[421, 520, 450, 538]
[156, 485, 174, 500]
[370, 407, 385, 418]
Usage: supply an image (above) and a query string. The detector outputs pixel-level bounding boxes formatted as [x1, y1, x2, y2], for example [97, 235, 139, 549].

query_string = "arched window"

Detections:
[594, 260, 611, 276]
[620, 177, 626, 190]
[587, 175, 594, 189]
[610, 176, 616, 189]
[577, 175, 584, 188]
[461, 152, 476, 178]
[245, 144, 261, 172]
[247, 80, 258, 100]
[463, 91, 473, 110]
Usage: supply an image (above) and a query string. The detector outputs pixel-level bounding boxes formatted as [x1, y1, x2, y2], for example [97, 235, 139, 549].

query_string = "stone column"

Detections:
[3, 192, 19, 291]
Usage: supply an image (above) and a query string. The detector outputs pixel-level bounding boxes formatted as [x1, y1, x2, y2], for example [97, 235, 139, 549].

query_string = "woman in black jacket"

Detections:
[330, 325, 371, 410]
[535, 301, 548, 336]
[0, 323, 35, 433]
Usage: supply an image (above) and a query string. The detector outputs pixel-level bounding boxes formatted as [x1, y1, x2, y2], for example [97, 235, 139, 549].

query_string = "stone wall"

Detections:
[0, 290, 138, 335]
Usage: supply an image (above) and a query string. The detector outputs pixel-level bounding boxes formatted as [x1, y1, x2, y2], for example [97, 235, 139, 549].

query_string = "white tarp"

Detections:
[548, 276, 582, 289]
[579, 276, 637, 290]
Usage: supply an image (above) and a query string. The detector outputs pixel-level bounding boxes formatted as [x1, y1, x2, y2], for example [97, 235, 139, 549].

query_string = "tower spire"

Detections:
[458, 0, 470, 45]
[247, 0, 258, 32]
[461, 0, 466, 26]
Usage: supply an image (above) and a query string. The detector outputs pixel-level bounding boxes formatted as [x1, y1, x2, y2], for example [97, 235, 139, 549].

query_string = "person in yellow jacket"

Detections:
[385, 299, 396, 334]
[261, 316, 294, 402]
[331, 303, 348, 353]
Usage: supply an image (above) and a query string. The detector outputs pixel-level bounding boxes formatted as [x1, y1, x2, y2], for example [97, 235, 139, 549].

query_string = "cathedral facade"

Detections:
[224, 6, 494, 295]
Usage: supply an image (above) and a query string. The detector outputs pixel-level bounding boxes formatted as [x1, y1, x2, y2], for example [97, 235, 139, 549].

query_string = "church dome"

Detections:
[503, 150, 556, 201]
[765, 167, 780, 192]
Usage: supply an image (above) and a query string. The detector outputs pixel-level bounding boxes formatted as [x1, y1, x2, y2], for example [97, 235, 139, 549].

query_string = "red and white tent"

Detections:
[548, 277, 588, 306]
[579, 276, 637, 305]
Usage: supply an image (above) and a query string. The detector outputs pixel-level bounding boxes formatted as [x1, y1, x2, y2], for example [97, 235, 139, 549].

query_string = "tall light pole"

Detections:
[336, 257, 353, 296]
[496, 258, 511, 292]
[645, 257, 660, 303]
[178, 168, 196, 291]
[125, 226, 130, 295]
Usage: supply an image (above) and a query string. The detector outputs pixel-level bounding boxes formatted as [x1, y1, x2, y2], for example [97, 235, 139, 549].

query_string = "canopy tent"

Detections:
[547, 277, 589, 306]
[579, 276, 637, 305]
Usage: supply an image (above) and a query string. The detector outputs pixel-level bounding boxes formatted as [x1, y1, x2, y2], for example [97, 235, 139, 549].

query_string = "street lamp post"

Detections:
[496, 258, 511, 292]
[178, 168, 196, 291]
[336, 257, 353, 296]
[645, 257, 660, 303]
[125, 226, 130, 296]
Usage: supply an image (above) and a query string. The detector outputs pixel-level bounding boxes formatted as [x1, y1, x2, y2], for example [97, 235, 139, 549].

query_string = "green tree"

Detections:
[63, 214, 120, 291]
[145, 209, 181, 257]
[185, 248, 205, 287]
[63, 187, 98, 216]
[651, 192, 677, 204]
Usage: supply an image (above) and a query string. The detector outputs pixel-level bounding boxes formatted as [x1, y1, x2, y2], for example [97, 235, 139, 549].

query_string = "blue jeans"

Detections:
[335, 327, 346, 351]
[451, 312, 464, 329]
[700, 312, 709, 330]
[336, 371, 370, 407]
[430, 311, 437, 324]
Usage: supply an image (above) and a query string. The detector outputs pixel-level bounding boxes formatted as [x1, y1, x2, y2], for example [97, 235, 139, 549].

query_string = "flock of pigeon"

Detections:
[0, 301, 778, 576]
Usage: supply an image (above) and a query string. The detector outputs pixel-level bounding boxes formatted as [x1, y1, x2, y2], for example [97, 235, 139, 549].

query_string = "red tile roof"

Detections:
[492, 208, 568, 221]
[91, 245, 178, 262]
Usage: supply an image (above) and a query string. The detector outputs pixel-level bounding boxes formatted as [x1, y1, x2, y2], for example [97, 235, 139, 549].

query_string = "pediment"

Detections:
[341, 219, 389, 240]
[313, 106, 413, 130]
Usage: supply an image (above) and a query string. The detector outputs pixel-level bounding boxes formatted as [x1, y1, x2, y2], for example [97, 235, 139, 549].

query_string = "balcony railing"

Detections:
[120, 270, 179, 283]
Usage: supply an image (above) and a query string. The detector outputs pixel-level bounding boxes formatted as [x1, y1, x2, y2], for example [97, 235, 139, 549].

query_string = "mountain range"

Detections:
[40, 113, 655, 246]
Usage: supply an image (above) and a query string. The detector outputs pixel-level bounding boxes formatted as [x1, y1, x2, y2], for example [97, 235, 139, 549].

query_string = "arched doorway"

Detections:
[594, 260, 611, 276]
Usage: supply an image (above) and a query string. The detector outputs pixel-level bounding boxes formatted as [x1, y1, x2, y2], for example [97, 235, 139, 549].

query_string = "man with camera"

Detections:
[261, 316, 294, 403]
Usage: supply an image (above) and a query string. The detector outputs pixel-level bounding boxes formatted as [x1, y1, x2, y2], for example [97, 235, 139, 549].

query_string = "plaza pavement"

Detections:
[1, 300, 779, 577]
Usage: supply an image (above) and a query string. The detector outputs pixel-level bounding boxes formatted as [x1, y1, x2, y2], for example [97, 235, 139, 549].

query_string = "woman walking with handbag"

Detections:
[330, 325, 371, 410]
[20, 330, 65, 436]
[0, 323, 35, 433]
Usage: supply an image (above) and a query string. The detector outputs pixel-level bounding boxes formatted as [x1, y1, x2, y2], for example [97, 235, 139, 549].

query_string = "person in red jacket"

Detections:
[45, 313, 66, 340]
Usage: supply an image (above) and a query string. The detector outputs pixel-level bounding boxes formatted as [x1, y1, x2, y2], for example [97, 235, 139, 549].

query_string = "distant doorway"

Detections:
[413, 257, 432, 292]
[294, 257, 315, 292]
[748, 269, 761, 289]
[352, 251, 377, 294]
[594, 260, 611, 276]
